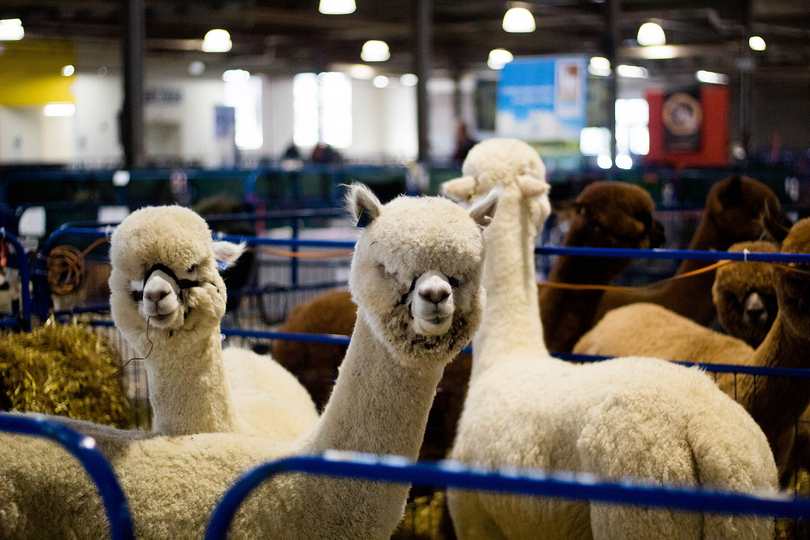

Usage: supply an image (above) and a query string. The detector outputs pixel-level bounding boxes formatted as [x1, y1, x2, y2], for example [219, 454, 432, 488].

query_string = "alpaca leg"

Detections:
[446, 490, 508, 540]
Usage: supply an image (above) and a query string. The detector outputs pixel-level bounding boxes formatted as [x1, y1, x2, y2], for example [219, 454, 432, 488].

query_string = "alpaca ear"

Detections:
[717, 175, 743, 208]
[468, 186, 501, 230]
[442, 176, 477, 201]
[517, 174, 549, 199]
[346, 183, 382, 228]
[212, 241, 246, 269]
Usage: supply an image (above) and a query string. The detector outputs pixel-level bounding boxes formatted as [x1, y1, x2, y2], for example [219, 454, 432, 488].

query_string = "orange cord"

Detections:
[47, 237, 110, 295]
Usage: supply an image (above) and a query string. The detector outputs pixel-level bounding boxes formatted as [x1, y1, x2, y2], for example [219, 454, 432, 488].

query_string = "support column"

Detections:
[414, 0, 432, 165]
[122, 0, 146, 168]
[606, 0, 620, 172]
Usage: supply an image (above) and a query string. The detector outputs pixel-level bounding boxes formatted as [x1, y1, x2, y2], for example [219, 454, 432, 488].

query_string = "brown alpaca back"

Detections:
[593, 175, 789, 328]
[539, 181, 664, 352]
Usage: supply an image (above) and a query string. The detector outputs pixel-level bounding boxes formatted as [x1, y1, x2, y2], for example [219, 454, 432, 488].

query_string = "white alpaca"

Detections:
[443, 138, 777, 540]
[0, 184, 498, 539]
[107, 204, 318, 438]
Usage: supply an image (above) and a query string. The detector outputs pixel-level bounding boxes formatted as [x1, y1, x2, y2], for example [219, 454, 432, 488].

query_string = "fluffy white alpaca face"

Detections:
[346, 183, 497, 363]
[109, 206, 244, 350]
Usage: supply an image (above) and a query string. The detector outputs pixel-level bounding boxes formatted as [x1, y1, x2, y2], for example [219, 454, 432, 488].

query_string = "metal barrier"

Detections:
[0, 414, 134, 540]
[0, 229, 32, 330]
[205, 451, 810, 540]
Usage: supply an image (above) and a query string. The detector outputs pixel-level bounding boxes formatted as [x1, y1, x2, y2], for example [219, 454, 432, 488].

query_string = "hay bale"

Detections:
[0, 319, 135, 428]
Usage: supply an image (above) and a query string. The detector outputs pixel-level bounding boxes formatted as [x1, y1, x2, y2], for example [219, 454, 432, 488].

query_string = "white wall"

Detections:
[73, 73, 123, 166]
[0, 106, 43, 163]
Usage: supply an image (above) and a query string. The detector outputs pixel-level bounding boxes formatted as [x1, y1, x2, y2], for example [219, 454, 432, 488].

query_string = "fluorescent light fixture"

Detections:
[631, 45, 679, 60]
[43, 103, 76, 117]
[188, 61, 206, 76]
[202, 29, 232, 53]
[373, 75, 389, 88]
[637, 22, 665, 46]
[361, 40, 390, 62]
[588, 56, 611, 76]
[617, 65, 648, 78]
[319, 0, 356, 15]
[400, 73, 418, 86]
[749, 36, 766, 51]
[615, 154, 633, 170]
[61, 65, 75, 77]
[488, 48, 514, 70]
[696, 70, 729, 85]
[0, 19, 24, 41]
[597, 155, 613, 169]
[222, 69, 250, 82]
[502, 7, 535, 33]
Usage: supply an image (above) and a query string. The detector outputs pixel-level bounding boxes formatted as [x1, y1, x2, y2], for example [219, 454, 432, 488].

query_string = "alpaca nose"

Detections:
[420, 287, 450, 304]
[145, 288, 170, 303]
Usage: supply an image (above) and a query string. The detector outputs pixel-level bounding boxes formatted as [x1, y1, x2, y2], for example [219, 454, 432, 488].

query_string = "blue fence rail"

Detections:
[0, 415, 806, 540]
[0, 414, 134, 540]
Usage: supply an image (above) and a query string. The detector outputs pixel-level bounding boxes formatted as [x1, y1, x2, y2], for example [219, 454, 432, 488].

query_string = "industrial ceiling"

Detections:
[1, 0, 809, 80]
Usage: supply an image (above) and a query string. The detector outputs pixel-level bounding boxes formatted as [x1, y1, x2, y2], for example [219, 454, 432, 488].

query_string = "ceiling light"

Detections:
[637, 22, 665, 46]
[202, 29, 232, 53]
[61, 65, 75, 77]
[222, 69, 250, 82]
[696, 70, 729, 85]
[348, 64, 375, 79]
[0, 19, 24, 41]
[588, 56, 611, 76]
[361, 40, 390, 62]
[630, 45, 679, 59]
[373, 76, 389, 88]
[749, 36, 766, 51]
[44, 103, 76, 117]
[502, 7, 535, 33]
[617, 64, 648, 78]
[597, 155, 613, 169]
[188, 61, 206, 76]
[400, 74, 418, 86]
[319, 0, 356, 15]
[615, 155, 633, 170]
[488, 48, 514, 70]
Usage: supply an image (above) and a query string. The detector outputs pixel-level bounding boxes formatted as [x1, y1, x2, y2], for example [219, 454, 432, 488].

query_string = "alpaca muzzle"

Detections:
[132, 263, 201, 304]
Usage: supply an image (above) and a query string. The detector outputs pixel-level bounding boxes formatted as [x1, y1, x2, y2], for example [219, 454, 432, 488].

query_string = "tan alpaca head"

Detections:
[442, 138, 551, 229]
[346, 183, 498, 365]
[109, 205, 245, 354]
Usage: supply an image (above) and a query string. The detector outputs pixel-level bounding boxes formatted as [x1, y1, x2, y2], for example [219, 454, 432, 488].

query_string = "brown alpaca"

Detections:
[592, 175, 790, 330]
[538, 181, 665, 353]
[713, 241, 779, 348]
[574, 218, 810, 487]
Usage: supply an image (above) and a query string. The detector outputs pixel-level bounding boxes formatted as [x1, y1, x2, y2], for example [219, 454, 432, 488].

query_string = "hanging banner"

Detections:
[662, 87, 703, 152]
[496, 56, 587, 145]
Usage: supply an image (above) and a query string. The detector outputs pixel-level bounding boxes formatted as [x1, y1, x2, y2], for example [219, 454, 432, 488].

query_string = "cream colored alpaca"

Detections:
[575, 229, 810, 488]
[0, 184, 497, 539]
[108, 205, 317, 438]
[443, 138, 777, 540]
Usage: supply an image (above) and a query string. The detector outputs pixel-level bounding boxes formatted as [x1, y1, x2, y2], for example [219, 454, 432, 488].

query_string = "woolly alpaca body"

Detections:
[108, 205, 317, 437]
[0, 185, 496, 539]
[443, 138, 777, 540]
[593, 175, 789, 329]
[575, 223, 810, 488]
[539, 181, 665, 352]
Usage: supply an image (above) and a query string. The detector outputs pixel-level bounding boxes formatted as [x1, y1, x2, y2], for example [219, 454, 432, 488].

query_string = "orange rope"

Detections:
[260, 246, 354, 259]
[47, 237, 110, 295]
[537, 260, 732, 292]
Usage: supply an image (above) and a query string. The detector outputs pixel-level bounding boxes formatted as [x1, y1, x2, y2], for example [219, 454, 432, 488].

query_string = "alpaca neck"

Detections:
[474, 190, 547, 373]
[145, 327, 238, 435]
[306, 311, 445, 457]
[742, 316, 810, 446]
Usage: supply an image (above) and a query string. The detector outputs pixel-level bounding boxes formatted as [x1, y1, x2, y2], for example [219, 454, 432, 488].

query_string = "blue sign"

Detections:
[497, 56, 587, 143]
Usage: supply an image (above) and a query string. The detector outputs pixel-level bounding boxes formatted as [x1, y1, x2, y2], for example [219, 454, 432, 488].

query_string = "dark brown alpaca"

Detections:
[538, 181, 665, 353]
[592, 175, 790, 330]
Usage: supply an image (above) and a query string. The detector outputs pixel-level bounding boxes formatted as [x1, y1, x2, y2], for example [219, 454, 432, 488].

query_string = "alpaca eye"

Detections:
[131, 290, 143, 302]
[448, 276, 460, 288]
[187, 264, 197, 273]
